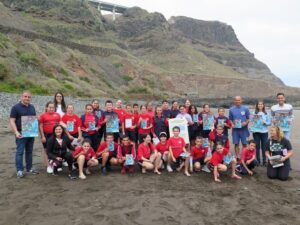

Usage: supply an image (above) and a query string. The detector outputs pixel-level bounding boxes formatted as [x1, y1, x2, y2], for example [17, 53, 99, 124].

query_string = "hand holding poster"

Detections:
[203, 114, 215, 130]
[125, 154, 134, 166]
[249, 114, 264, 133]
[66, 121, 74, 132]
[106, 115, 119, 133]
[168, 118, 190, 144]
[234, 119, 242, 129]
[21, 116, 39, 137]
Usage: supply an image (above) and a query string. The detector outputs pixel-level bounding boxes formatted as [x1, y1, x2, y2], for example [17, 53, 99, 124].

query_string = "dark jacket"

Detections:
[46, 134, 74, 160]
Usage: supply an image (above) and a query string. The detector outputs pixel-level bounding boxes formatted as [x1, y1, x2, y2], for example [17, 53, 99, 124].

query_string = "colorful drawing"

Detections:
[106, 115, 119, 133]
[66, 121, 74, 132]
[274, 113, 290, 132]
[141, 120, 147, 129]
[88, 121, 96, 131]
[168, 118, 190, 144]
[249, 114, 264, 133]
[21, 116, 39, 137]
[125, 118, 132, 129]
[234, 119, 242, 129]
[218, 119, 225, 128]
[202, 138, 209, 148]
[203, 114, 214, 130]
[125, 154, 134, 166]
[108, 142, 114, 152]
[192, 114, 198, 123]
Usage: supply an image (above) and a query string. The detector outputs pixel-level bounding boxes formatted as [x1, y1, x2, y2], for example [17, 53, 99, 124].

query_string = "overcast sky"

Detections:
[103, 0, 300, 87]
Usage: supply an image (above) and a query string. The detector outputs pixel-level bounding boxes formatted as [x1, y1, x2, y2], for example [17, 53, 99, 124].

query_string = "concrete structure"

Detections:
[88, 0, 128, 21]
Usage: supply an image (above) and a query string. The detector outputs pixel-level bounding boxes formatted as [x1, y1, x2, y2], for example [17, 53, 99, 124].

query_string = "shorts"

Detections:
[193, 158, 205, 165]
[173, 156, 184, 167]
[232, 128, 249, 145]
[42, 133, 52, 149]
[125, 130, 137, 142]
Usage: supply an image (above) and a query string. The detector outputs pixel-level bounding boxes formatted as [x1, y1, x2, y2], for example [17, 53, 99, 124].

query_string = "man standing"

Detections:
[271, 93, 293, 140]
[229, 96, 250, 160]
[10, 91, 38, 178]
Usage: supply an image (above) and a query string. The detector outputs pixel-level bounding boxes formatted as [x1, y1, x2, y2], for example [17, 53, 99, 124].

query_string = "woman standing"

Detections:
[266, 126, 293, 181]
[250, 101, 272, 166]
[53, 92, 66, 117]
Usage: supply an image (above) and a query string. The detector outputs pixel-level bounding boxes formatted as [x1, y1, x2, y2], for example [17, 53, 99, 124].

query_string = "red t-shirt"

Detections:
[39, 112, 61, 134]
[241, 147, 256, 162]
[156, 142, 169, 154]
[210, 148, 229, 166]
[114, 108, 126, 123]
[117, 143, 136, 159]
[137, 142, 155, 161]
[146, 111, 154, 118]
[138, 114, 153, 134]
[190, 145, 208, 160]
[96, 141, 119, 157]
[81, 113, 98, 135]
[168, 136, 186, 158]
[123, 113, 138, 131]
[72, 146, 95, 160]
[62, 114, 81, 135]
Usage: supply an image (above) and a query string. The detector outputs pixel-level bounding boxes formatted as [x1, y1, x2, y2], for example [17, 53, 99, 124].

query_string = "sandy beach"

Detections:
[0, 110, 299, 225]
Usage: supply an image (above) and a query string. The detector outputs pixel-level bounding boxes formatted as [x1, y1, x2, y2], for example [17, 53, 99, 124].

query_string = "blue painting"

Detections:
[141, 120, 147, 129]
[21, 116, 39, 137]
[66, 121, 74, 132]
[249, 114, 264, 133]
[106, 115, 119, 133]
[203, 114, 214, 130]
[125, 154, 134, 166]
[274, 113, 290, 132]
[234, 119, 242, 129]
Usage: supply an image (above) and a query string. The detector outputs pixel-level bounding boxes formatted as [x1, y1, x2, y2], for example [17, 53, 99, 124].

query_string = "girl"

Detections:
[46, 124, 76, 179]
[53, 92, 66, 117]
[238, 140, 257, 175]
[188, 104, 200, 145]
[117, 135, 136, 174]
[185, 99, 191, 112]
[146, 101, 155, 118]
[190, 136, 211, 173]
[170, 101, 180, 118]
[122, 104, 138, 145]
[39, 101, 61, 174]
[137, 134, 162, 174]
[96, 133, 119, 175]
[251, 101, 272, 166]
[72, 139, 98, 179]
[266, 126, 293, 181]
[153, 106, 168, 139]
[155, 132, 169, 168]
[81, 104, 100, 151]
[215, 107, 232, 136]
[210, 142, 241, 182]
[61, 104, 82, 141]
[199, 104, 215, 138]
[137, 105, 153, 144]
[167, 126, 191, 176]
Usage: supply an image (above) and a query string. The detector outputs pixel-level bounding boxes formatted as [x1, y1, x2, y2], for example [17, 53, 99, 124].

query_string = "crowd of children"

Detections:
[10, 91, 294, 182]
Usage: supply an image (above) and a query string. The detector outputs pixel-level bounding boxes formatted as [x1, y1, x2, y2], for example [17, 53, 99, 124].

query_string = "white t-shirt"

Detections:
[56, 104, 65, 117]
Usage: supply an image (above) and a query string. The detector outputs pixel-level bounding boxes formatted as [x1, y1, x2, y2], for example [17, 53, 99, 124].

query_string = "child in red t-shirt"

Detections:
[167, 126, 191, 177]
[137, 105, 153, 144]
[39, 101, 61, 173]
[122, 104, 138, 145]
[96, 133, 119, 175]
[190, 136, 211, 173]
[61, 104, 82, 141]
[210, 142, 241, 182]
[117, 135, 136, 174]
[72, 139, 98, 179]
[209, 125, 230, 150]
[137, 134, 162, 174]
[237, 140, 257, 175]
[155, 132, 169, 167]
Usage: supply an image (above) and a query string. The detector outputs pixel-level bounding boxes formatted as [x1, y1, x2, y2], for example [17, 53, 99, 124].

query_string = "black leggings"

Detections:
[267, 159, 290, 181]
[52, 152, 73, 171]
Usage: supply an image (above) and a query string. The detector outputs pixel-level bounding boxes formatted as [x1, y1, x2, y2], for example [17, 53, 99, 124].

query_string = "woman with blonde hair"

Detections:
[265, 126, 293, 181]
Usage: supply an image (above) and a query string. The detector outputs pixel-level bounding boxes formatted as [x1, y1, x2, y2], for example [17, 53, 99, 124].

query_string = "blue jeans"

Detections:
[253, 132, 268, 164]
[15, 137, 35, 172]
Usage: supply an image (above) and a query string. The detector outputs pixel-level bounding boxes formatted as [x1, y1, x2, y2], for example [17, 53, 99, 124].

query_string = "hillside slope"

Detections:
[0, 0, 299, 100]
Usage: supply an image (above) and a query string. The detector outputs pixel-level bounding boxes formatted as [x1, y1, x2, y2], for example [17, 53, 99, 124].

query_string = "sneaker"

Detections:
[47, 165, 53, 174]
[53, 167, 58, 176]
[101, 167, 107, 176]
[79, 174, 86, 179]
[201, 165, 211, 173]
[17, 171, 24, 178]
[57, 167, 63, 172]
[62, 161, 68, 167]
[167, 165, 173, 172]
[85, 168, 91, 175]
[27, 168, 39, 175]
[184, 171, 191, 177]
[69, 170, 77, 180]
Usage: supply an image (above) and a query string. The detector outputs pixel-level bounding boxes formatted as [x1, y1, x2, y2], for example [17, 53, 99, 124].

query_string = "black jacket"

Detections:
[46, 135, 74, 160]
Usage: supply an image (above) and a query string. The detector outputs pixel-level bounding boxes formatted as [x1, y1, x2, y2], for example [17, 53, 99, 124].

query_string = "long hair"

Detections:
[271, 126, 284, 142]
[255, 100, 267, 115]
[188, 104, 198, 115]
[54, 92, 66, 113]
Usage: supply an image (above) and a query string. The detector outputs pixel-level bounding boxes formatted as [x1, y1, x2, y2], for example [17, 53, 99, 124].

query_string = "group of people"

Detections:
[9, 91, 294, 182]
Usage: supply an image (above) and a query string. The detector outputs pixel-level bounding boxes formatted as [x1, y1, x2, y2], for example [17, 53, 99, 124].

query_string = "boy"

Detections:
[237, 140, 257, 175]
[210, 142, 242, 182]
[167, 126, 191, 176]
[209, 125, 230, 150]
[215, 107, 232, 136]
[117, 135, 136, 174]
[155, 132, 169, 168]
[190, 136, 211, 173]
[122, 104, 138, 145]
[96, 133, 119, 175]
